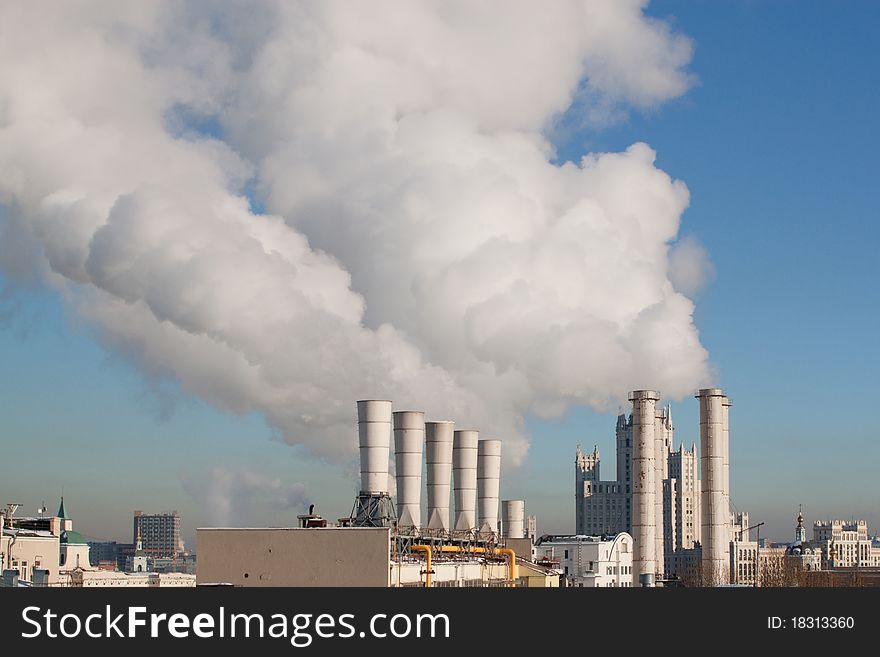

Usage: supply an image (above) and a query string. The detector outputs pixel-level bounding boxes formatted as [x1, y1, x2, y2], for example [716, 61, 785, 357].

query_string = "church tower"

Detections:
[795, 506, 806, 544]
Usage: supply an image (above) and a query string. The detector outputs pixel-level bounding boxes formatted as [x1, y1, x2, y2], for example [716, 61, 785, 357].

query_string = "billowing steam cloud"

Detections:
[0, 1, 711, 466]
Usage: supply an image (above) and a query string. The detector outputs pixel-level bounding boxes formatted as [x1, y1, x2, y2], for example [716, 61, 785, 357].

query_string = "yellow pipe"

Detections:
[497, 548, 518, 584]
[411, 544, 432, 588]
[438, 545, 517, 584]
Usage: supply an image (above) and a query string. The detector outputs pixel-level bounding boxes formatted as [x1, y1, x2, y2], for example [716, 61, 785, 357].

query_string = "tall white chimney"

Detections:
[477, 439, 502, 535]
[502, 500, 525, 539]
[453, 430, 479, 532]
[425, 421, 455, 531]
[393, 410, 425, 529]
[357, 400, 392, 494]
[697, 388, 730, 585]
[630, 390, 659, 586]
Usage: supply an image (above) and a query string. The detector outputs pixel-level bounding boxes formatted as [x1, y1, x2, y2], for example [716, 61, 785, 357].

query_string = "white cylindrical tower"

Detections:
[502, 500, 525, 539]
[425, 421, 455, 531]
[357, 400, 393, 494]
[453, 430, 479, 532]
[630, 390, 659, 586]
[477, 439, 502, 535]
[393, 410, 425, 529]
[697, 388, 730, 585]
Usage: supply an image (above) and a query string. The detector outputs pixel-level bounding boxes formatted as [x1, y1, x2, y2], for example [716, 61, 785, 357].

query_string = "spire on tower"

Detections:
[57, 495, 67, 519]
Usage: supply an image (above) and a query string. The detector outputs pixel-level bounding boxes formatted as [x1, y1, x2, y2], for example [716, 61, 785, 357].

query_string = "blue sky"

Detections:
[2, 1, 879, 545]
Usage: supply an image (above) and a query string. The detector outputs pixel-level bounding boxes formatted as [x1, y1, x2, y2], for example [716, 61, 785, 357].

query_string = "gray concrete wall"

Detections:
[197, 527, 390, 587]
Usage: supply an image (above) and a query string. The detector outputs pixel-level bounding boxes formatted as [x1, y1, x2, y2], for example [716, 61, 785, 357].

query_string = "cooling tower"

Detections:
[453, 430, 479, 532]
[697, 388, 730, 585]
[425, 421, 455, 531]
[630, 390, 659, 586]
[477, 439, 502, 535]
[357, 400, 393, 494]
[393, 410, 425, 529]
[502, 500, 525, 539]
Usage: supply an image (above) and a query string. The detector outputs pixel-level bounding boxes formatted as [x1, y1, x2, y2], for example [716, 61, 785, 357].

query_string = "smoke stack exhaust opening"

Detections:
[357, 400, 393, 495]
[697, 387, 731, 585]
[502, 499, 525, 539]
[477, 439, 502, 536]
[453, 430, 479, 532]
[630, 389, 660, 585]
[425, 421, 455, 531]
[393, 410, 425, 530]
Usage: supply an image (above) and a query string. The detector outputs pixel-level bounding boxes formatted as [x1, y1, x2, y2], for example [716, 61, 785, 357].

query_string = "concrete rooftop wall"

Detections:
[196, 527, 391, 587]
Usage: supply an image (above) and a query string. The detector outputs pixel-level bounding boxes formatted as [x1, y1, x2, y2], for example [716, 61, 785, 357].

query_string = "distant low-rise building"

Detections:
[1, 498, 71, 586]
[69, 570, 195, 587]
[814, 519, 880, 568]
[534, 533, 634, 587]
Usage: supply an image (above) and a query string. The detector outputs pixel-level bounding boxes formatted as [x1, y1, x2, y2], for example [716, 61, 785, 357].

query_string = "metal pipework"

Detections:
[357, 400, 393, 494]
[453, 430, 479, 531]
[630, 390, 660, 584]
[425, 421, 455, 531]
[438, 545, 518, 584]
[477, 439, 502, 535]
[502, 500, 525, 539]
[697, 388, 730, 585]
[393, 411, 425, 529]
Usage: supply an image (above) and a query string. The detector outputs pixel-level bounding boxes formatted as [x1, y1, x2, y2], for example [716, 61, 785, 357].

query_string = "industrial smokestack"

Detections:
[697, 388, 730, 585]
[357, 400, 393, 494]
[453, 430, 479, 532]
[630, 390, 659, 586]
[393, 410, 425, 529]
[425, 421, 455, 531]
[502, 500, 525, 539]
[477, 439, 502, 535]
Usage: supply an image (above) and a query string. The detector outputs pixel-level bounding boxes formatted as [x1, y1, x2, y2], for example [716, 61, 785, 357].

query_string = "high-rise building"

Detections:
[574, 445, 628, 536]
[575, 400, 731, 582]
[665, 442, 702, 573]
[133, 510, 183, 559]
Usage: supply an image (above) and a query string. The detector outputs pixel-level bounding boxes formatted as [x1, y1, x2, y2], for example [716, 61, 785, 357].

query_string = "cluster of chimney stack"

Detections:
[630, 388, 731, 586]
[356, 400, 525, 538]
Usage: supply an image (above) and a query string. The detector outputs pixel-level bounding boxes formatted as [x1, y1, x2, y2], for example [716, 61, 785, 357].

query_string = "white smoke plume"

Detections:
[0, 1, 711, 466]
[182, 466, 311, 527]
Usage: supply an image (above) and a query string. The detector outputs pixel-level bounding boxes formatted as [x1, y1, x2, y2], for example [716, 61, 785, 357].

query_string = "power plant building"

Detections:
[196, 399, 541, 587]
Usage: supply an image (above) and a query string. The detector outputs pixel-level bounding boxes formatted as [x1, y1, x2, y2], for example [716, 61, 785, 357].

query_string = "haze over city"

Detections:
[1, 1, 878, 548]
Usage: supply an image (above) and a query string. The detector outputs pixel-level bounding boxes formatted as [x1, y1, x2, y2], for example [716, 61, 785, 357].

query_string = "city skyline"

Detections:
[2, 2, 879, 546]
